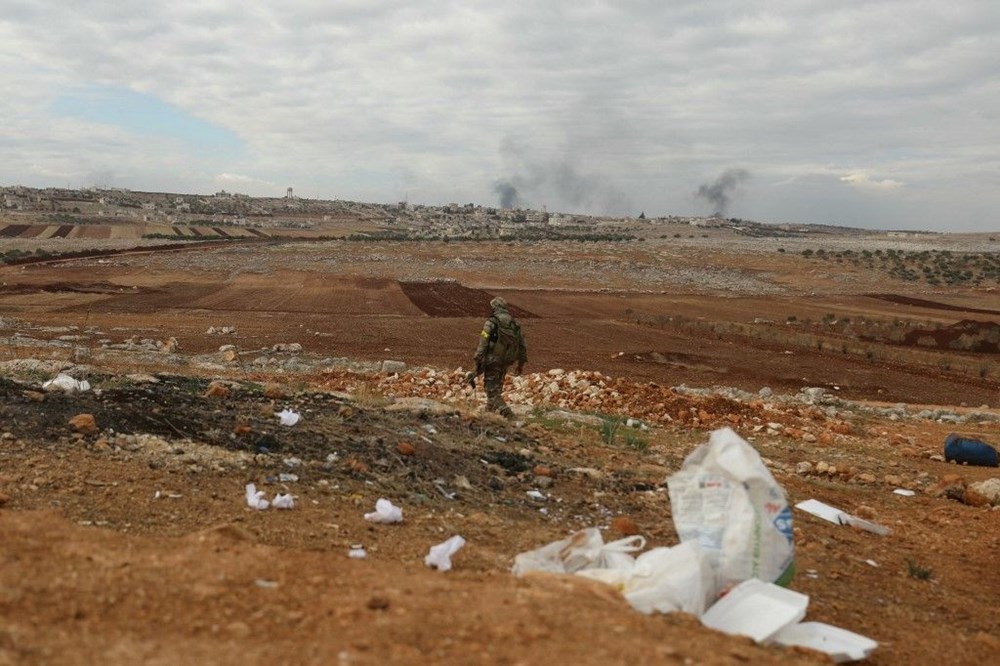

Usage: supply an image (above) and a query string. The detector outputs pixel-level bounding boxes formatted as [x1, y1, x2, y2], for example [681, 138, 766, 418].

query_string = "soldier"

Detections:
[470, 296, 527, 418]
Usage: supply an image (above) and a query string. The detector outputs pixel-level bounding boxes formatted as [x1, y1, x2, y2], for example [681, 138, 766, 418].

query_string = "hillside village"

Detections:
[2, 184, 846, 241]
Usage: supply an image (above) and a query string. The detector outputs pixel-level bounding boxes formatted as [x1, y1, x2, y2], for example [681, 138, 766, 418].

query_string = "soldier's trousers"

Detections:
[483, 365, 514, 418]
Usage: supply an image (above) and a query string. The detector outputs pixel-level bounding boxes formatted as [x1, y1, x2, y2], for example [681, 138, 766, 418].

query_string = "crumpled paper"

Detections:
[276, 408, 301, 426]
[364, 498, 403, 524]
[425, 535, 466, 572]
[245, 483, 270, 510]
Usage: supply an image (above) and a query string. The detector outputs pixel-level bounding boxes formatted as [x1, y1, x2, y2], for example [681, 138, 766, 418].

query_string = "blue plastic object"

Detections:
[944, 433, 999, 467]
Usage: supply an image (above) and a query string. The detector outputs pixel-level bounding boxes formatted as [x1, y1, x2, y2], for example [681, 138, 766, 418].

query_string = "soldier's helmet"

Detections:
[490, 296, 508, 311]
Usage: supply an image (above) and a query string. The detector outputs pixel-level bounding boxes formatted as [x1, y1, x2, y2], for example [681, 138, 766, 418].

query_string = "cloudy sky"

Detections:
[2, 1, 998, 230]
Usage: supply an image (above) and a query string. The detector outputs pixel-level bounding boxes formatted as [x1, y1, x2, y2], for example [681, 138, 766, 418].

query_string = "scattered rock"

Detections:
[967, 478, 1000, 506]
[795, 462, 813, 475]
[567, 467, 604, 481]
[219, 348, 239, 362]
[366, 596, 390, 611]
[263, 383, 286, 399]
[532, 465, 552, 477]
[610, 516, 640, 536]
[225, 621, 251, 638]
[383, 397, 456, 415]
[381, 360, 407, 374]
[854, 505, 877, 520]
[204, 382, 230, 398]
[68, 413, 97, 435]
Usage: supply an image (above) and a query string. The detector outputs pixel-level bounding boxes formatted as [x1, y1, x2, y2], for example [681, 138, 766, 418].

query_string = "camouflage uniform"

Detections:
[474, 297, 527, 419]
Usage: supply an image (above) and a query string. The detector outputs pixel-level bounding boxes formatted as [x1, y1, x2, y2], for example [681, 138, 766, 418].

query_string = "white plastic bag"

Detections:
[512, 528, 605, 576]
[245, 483, 269, 510]
[42, 373, 91, 393]
[667, 428, 795, 600]
[276, 408, 301, 426]
[595, 534, 646, 571]
[425, 535, 466, 572]
[622, 542, 713, 615]
[271, 493, 295, 510]
[364, 498, 403, 524]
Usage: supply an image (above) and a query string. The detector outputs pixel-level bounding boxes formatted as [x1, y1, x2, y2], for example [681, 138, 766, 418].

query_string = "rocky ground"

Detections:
[2, 231, 1000, 664]
[1, 346, 999, 665]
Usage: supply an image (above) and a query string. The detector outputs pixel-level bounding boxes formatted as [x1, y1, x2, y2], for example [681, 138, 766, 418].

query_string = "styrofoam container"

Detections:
[772, 621, 878, 662]
[795, 499, 847, 524]
[700, 579, 809, 643]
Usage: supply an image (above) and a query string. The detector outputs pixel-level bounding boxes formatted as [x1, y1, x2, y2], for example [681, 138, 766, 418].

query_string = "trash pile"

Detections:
[512, 427, 878, 663]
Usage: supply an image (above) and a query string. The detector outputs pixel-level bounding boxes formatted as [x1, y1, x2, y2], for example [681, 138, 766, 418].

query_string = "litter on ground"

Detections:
[276, 408, 301, 426]
[364, 498, 403, 524]
[512, 428, 878, 662]
[795, 499, 891, 536]
[424, 535, 466, 572]
[42, 374, 91, 393]
[245, 483, 269, 510]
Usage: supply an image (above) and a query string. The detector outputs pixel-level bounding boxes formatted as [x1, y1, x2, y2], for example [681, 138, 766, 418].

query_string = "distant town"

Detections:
[0, 184, 908, 243]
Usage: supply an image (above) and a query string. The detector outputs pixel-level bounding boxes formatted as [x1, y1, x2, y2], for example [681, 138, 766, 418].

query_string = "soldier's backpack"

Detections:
[489, 315, 523, 366]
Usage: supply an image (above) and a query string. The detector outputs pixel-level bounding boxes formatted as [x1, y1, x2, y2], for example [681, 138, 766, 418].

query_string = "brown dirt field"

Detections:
[74, 226, 113, 240]
[2, 234, 1000, 664]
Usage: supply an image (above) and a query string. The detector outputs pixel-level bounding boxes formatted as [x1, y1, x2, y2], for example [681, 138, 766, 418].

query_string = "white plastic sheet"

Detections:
[364, 498, 403, 524]
[425, 535, 466, 572]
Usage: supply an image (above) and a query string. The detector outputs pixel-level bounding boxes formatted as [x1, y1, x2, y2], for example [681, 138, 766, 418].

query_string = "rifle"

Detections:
[465, 358, 484, 389]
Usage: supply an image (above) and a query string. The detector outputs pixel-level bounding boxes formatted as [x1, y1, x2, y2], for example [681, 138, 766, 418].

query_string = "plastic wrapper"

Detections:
[364, 498, 403, 524]
[425, 535, 466, 572]
[245, 483, 269, 510]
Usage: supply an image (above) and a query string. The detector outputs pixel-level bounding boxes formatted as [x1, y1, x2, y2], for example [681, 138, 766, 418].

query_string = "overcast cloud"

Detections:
[1, 1, 998, 230]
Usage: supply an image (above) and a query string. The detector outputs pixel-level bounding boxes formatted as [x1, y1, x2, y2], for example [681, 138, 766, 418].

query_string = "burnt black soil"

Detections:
[0, 374, 545, 505]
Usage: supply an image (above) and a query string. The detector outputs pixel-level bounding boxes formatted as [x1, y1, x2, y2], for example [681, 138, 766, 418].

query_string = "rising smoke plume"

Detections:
[696, 168, 750, 217]
[493, 181, 521, 209]
[493, 137, 631, 215]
